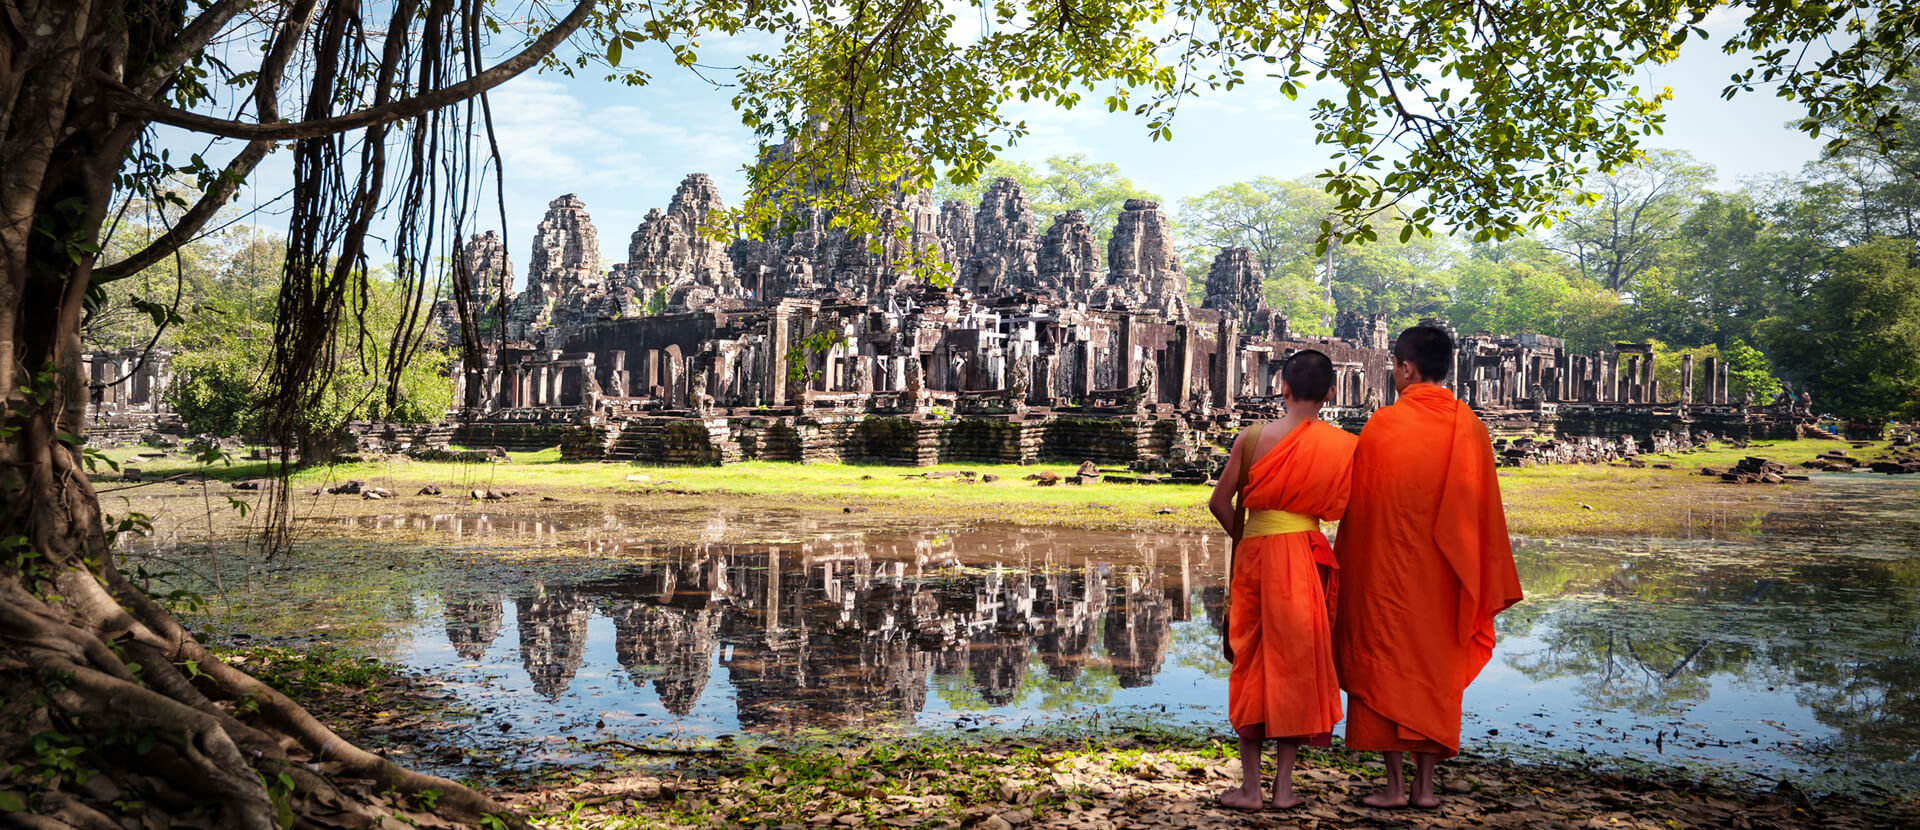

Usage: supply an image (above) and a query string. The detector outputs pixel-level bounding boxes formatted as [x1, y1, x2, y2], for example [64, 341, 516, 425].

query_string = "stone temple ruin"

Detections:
[411, 170, 1808, 469]
[76, 165, 1818, 465]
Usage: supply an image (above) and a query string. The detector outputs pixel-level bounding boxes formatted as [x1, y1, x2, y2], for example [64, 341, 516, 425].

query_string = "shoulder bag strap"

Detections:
[1226, 422, 1264, 587]
[1222, 422, 1263, 663]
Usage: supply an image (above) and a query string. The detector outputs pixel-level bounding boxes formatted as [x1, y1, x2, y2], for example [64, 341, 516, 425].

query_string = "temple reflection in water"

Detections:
[433, 529, 1221, 728]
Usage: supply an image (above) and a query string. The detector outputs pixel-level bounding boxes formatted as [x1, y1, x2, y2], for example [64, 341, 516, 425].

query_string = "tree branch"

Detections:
[135, 0, 257, 99]
[95, 0, 321, 286]
[91, 142, 271, 284]
[105, 0, 597, 141]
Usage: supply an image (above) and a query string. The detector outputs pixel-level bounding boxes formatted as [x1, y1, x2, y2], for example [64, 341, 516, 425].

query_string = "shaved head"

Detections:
[1393, 325, 1453, 383]
[1282, 349, 1335, 402]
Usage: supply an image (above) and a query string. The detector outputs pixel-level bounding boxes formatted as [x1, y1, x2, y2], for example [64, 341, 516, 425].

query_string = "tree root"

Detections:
[107, 567, 531, 827]
[0, 565, 531, 830]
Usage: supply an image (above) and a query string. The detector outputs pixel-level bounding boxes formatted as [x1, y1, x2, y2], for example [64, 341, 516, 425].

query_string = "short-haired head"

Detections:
[1280, 349, 1334, 402]
[1393, 325, 1453, 383]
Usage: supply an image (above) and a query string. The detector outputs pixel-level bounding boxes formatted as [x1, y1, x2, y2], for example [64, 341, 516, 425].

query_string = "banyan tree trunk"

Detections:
[0, 2, 552, 827]
[0, 234, 535, 825]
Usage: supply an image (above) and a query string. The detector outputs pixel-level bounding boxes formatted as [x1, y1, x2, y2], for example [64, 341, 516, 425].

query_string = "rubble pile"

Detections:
[1869, 443, 1920, 474]
[1701, 457, 1809, 484]
[1493, 435, 1639, 467]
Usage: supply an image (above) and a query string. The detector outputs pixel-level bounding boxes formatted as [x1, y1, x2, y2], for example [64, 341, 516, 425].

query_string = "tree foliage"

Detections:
[1766, 239, 1920, 420]
[1178, 176, 1335, 277]
[1548, 149, 1716, 293]
[165, 256, 455, 452]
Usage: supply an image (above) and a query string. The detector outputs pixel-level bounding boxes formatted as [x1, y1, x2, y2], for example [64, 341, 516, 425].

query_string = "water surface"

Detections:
[163, 476, 1920, 791]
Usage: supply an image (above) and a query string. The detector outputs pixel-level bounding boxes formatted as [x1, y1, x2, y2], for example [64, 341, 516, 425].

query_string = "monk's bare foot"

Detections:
[1409, 792, 1441, 809]
[1362, 787, 1409, 808]
[1268, 792, 1305, 810]
[1217, 785, 1264, 811]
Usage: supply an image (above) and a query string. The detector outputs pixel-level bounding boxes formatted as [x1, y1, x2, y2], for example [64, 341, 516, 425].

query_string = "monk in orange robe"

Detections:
[1208, 349, 1356, 810]
[1335, 325, 1524, 808]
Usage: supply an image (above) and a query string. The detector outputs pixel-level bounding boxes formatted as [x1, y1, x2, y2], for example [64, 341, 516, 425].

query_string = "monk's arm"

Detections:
[1208, 432, 1245, 535]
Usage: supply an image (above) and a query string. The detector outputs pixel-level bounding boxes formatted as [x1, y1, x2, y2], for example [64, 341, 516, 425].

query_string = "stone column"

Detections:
[1717, 360, 1731, 404]
[766, 306, 791, 406]
[1074, 341, 1096, 400]
[1172, 323, 1195, 408]
[1641, 352, 1655, 403]
[1117, 315, 1136, 390]
[1680, 354, 1695, 404]
[1214, 316, 1238, 410]
[610, 350, 628, 397]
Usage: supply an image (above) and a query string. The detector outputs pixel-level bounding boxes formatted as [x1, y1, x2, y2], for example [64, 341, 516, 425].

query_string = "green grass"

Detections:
[95, 437, 1908, 540]
[1498, 438, 1903, 538]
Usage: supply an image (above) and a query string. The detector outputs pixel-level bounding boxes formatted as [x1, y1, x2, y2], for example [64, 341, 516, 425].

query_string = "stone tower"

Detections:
[961, 178, 1040, 295]
[461, 230, 514, 308]
[625, 174, 740, 312]
[1200, 246, 1269, 328]
[1104, 199, 1186, 317]
[1037, 211, 1103, 302]
[527, 193, 602, 296]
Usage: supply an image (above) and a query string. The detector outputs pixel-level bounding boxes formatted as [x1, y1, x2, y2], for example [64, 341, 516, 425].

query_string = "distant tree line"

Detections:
[91, 194, 452, 448]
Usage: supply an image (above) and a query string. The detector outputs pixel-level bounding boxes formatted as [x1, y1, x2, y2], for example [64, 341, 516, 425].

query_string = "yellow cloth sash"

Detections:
[1242, 509, 1320, 539]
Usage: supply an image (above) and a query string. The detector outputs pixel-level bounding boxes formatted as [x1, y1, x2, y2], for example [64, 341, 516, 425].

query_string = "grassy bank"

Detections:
[97, 437, 1910, 540]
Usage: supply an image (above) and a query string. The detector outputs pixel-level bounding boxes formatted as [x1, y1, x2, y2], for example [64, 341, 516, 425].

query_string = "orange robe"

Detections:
[1334, 383, 1524, 758]
[1228, 419, 1357, 743]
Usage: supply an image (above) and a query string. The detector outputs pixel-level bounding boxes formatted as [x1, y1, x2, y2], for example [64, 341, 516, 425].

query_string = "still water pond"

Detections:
[202, 476, 1920, 791]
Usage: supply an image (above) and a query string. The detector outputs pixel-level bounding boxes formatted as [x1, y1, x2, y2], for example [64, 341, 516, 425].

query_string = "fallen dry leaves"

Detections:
[493, 740, 1915, 830]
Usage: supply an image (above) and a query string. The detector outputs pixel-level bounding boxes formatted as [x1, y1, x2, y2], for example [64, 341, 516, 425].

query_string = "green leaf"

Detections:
[0, 791, 22, 812]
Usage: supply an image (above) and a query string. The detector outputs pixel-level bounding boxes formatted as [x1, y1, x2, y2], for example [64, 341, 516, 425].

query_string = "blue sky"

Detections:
[196, 10, 1829, 292]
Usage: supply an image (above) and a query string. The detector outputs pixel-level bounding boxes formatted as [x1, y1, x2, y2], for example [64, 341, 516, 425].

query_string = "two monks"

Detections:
[1214, 326, 1524, 810]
